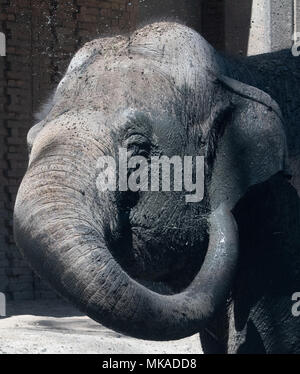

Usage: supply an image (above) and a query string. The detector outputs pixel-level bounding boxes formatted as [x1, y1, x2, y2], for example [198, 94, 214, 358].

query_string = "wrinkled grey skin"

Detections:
[14, 22, 300, 353]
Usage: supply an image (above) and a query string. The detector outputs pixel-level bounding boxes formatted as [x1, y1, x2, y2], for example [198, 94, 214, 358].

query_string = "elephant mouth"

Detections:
[105, 194, 211, 292]
[116, 225, 208, 294]
[105, 225, 193, 294]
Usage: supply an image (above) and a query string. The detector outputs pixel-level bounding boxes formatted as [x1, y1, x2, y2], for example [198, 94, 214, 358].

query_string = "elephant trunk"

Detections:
[14, 124, 238, 341]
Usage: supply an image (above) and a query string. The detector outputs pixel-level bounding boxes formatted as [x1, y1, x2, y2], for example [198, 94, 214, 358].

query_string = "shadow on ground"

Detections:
[0, 300, 201, 354]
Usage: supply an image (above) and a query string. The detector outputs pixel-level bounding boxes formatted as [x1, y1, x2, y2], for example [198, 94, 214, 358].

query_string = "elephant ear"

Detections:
[209, 75, 288, 210]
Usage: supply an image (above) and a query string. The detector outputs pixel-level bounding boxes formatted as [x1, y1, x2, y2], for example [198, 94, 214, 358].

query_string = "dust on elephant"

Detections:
[13, 22, 300, 353]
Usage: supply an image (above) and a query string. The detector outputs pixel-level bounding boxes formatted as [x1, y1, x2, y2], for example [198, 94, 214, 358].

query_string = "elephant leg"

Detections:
[227, 298, 299, 354]
[230, 174, 300, 354]
[199, 306, 229, 354]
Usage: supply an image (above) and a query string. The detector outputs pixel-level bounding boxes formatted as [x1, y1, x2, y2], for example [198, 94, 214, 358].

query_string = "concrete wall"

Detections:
[296, 0, 300, 35]
[229, 0, 294, 56]
[139, 0, 296, 56]
[270, 0, 294, 52]
[224, 0, 295, 56]
[224, 0, 252, 56]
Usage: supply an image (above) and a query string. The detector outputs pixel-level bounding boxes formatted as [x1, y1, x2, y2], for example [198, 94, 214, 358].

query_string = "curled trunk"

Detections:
[14, 126, 238, 341]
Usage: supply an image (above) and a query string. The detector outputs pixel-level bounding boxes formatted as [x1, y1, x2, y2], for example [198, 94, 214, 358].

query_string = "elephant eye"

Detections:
[124, 134, 151, 158]
[128, 145, 150, 158]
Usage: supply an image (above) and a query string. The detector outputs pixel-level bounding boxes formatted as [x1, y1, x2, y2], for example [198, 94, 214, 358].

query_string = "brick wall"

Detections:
[0, 0, 138, 301]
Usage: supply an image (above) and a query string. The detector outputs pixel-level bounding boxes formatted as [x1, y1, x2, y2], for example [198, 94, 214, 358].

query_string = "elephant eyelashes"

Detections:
[123, 134, 152, 158]
[127, 145, 151, 159]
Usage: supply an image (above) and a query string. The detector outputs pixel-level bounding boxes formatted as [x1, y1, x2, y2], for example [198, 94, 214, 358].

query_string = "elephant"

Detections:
[13, 22, 300, 353]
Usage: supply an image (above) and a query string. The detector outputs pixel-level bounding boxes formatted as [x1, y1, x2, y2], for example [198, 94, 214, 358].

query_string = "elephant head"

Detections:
[13, 22, 287, 341]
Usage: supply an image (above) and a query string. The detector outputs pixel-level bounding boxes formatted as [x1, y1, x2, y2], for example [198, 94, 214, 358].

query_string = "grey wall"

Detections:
[138, 0, 225, 51]
[225, 0, 252, 56]
[229, 0, 295, 56]
[138, 0, 202, 33]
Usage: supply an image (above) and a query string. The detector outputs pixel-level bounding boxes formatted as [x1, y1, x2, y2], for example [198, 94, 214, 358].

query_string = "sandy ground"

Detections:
[0, 300, 202, 354]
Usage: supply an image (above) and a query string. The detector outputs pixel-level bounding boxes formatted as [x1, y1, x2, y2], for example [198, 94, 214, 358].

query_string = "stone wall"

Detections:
[0, 0, 138, 300]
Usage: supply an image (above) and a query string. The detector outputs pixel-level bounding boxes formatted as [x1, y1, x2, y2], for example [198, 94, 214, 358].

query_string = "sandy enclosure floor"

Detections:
[0, 300, 202, 354]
